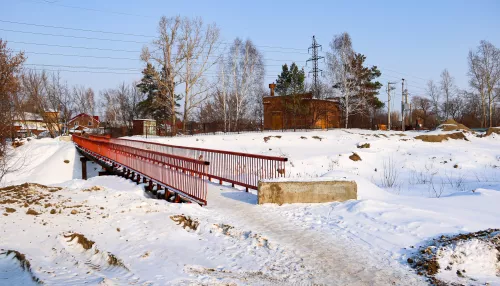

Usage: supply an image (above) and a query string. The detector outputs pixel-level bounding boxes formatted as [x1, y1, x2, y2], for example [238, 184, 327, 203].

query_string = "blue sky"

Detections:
[1, 0, 499, 108]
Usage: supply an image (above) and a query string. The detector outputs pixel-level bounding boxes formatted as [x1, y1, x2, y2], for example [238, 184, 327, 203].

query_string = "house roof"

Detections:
[69, 113, 100, 123]
[13, 112, 43, 121]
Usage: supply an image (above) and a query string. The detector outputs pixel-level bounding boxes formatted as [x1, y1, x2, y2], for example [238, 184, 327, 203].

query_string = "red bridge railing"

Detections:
[73, 135, 208, 205]
[108, 138, 288, 190]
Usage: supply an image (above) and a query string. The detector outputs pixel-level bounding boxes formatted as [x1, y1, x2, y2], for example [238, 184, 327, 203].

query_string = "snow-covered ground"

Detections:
[1, 129, 500, 285]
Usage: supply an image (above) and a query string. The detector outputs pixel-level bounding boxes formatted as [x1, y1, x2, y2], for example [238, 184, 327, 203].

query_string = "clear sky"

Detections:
[1, 0, 499, 109]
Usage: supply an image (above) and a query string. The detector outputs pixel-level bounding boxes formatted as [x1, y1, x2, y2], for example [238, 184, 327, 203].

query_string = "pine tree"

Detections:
[136, 63, 182, 133]
[349, 53, 383, 110]
[136, 63, 159, 118]
[275, 62, 305, 96]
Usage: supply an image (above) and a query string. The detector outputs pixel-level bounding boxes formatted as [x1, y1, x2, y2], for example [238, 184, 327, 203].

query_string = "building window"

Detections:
[88, 121, 92, 126]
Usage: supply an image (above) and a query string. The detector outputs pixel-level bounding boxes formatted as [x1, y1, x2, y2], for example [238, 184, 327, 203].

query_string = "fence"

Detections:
[109, 138, 287, 190]
[72, 135, 209, 205]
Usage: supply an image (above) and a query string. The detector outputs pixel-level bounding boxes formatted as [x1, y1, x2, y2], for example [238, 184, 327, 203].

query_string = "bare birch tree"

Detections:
[468, 41, 500, 127]
[226, 38, 264, 131]
[426, 79, 441, 122]
[326, 32, 359, 128]
[142, 15, 185, 135]
[73, 85, 95, 115]
[179, 17, 220, 133]
[440, 69, 455, 120]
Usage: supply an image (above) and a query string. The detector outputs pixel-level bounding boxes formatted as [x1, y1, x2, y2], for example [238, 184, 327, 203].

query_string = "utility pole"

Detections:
[401, 79, 406, 131]
[386, 82, 396, 130]
[306, 35, 324, 98]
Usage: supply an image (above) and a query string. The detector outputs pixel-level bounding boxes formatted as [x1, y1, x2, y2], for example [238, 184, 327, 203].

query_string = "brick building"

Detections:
[263, 83, 341, 130]
[68, 113, 100, 134]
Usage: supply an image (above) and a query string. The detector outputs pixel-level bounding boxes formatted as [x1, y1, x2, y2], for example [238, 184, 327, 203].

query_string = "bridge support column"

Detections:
[80, 157, 88, 180]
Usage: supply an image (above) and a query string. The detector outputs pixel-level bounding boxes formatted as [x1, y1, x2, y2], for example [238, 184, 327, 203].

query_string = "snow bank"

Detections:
[436, 239, 500, 284]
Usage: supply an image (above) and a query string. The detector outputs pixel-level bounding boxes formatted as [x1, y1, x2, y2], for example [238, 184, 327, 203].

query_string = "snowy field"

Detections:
[1, 129, 500, 285]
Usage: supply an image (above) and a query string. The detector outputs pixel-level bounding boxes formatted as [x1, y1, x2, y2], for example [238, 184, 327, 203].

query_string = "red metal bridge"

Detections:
[73, 134, 287, 205]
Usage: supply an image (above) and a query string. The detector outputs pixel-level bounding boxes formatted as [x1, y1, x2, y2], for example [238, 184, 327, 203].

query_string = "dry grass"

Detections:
[263, 136, 282, 143]
[170, 214, 199, 231]
[82, 186, 103, 192]
[357, 143, 370, 149]
[415, 132, 467, 143]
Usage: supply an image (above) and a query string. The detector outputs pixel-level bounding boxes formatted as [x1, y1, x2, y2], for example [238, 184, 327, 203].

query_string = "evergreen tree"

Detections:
[136, 63, 182, 132]
[349, 53, 384, 111]
[275, 62, 306, 96]
[136, 63, 159, 118]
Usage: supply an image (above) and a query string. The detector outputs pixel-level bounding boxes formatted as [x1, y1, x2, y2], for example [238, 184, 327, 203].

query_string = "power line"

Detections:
[0, 28, 148, 44]
[17, 0, 151, 18]
[13, 50, 306, 64]
[23, 67, 281, 78]
[0, 20, 309, 52]
[0, 19, 153, 38]
[25, 62, 293, 71]
[9, 41, 141, 53]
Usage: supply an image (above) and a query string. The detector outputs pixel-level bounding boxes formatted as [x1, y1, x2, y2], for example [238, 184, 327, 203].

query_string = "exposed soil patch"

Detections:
[0, 249, 43, 284]
[312, 136, 323, 141]
[170, 214, 199, 231]
[415, 132, 467, 143]
[5, 207, 16, 213]
[11, 141, 24, 148]
[357, 143, 370, 149]
[26, 209, 40, 216]
[263, 136, 282, 143]
[211, 223, 271, 249]
[82, 186, 104, 192]
[437, 119, 471, 132]
[64, 233, 95, 250]
[63, 232, 129, 270]
[486, 127, 500, 136]
[407, 228, 500, 285]
[349, 152, 362, 161]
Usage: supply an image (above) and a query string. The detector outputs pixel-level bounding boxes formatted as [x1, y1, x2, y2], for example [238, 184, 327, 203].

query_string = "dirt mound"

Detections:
[0, 249, 42, 283]
[349, 153, 361, 161]
[64, 233, 95, 250]
[486, 127, 500, 136]
[408, 228, 500, 285]
[436, 119, 471, 132]
[415, 132, 468, 143]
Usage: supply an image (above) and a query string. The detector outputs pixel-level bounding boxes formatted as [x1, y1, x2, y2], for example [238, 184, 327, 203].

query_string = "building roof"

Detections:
[69, 113, 100, 123]
[13, 112, 43, 121]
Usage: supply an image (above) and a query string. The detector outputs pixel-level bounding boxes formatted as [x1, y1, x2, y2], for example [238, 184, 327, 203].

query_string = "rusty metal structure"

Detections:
[109, 138, 288, 191]
[73, 134, 287, 205]
[73, 135, 209, 205]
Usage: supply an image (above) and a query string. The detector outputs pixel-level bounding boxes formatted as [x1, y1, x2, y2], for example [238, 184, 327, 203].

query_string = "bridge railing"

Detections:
[73, 135, 209, 205]
[109, 138, 288, 190]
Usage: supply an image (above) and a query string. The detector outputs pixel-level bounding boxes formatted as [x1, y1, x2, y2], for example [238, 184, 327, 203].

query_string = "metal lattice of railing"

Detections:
[73, 135, 209, 205]
[110, 138, 287, 190]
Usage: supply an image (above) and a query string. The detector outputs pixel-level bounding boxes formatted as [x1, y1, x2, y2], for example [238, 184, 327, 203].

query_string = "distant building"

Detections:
[68, 113, 100, 134]
[12, 111, 61, 137]
[263, 83, 341, 130]
[132, 119, 156, 136]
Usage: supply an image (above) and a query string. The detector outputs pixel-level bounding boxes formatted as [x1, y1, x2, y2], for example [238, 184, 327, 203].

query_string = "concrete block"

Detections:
[258, 178, 357, 205]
